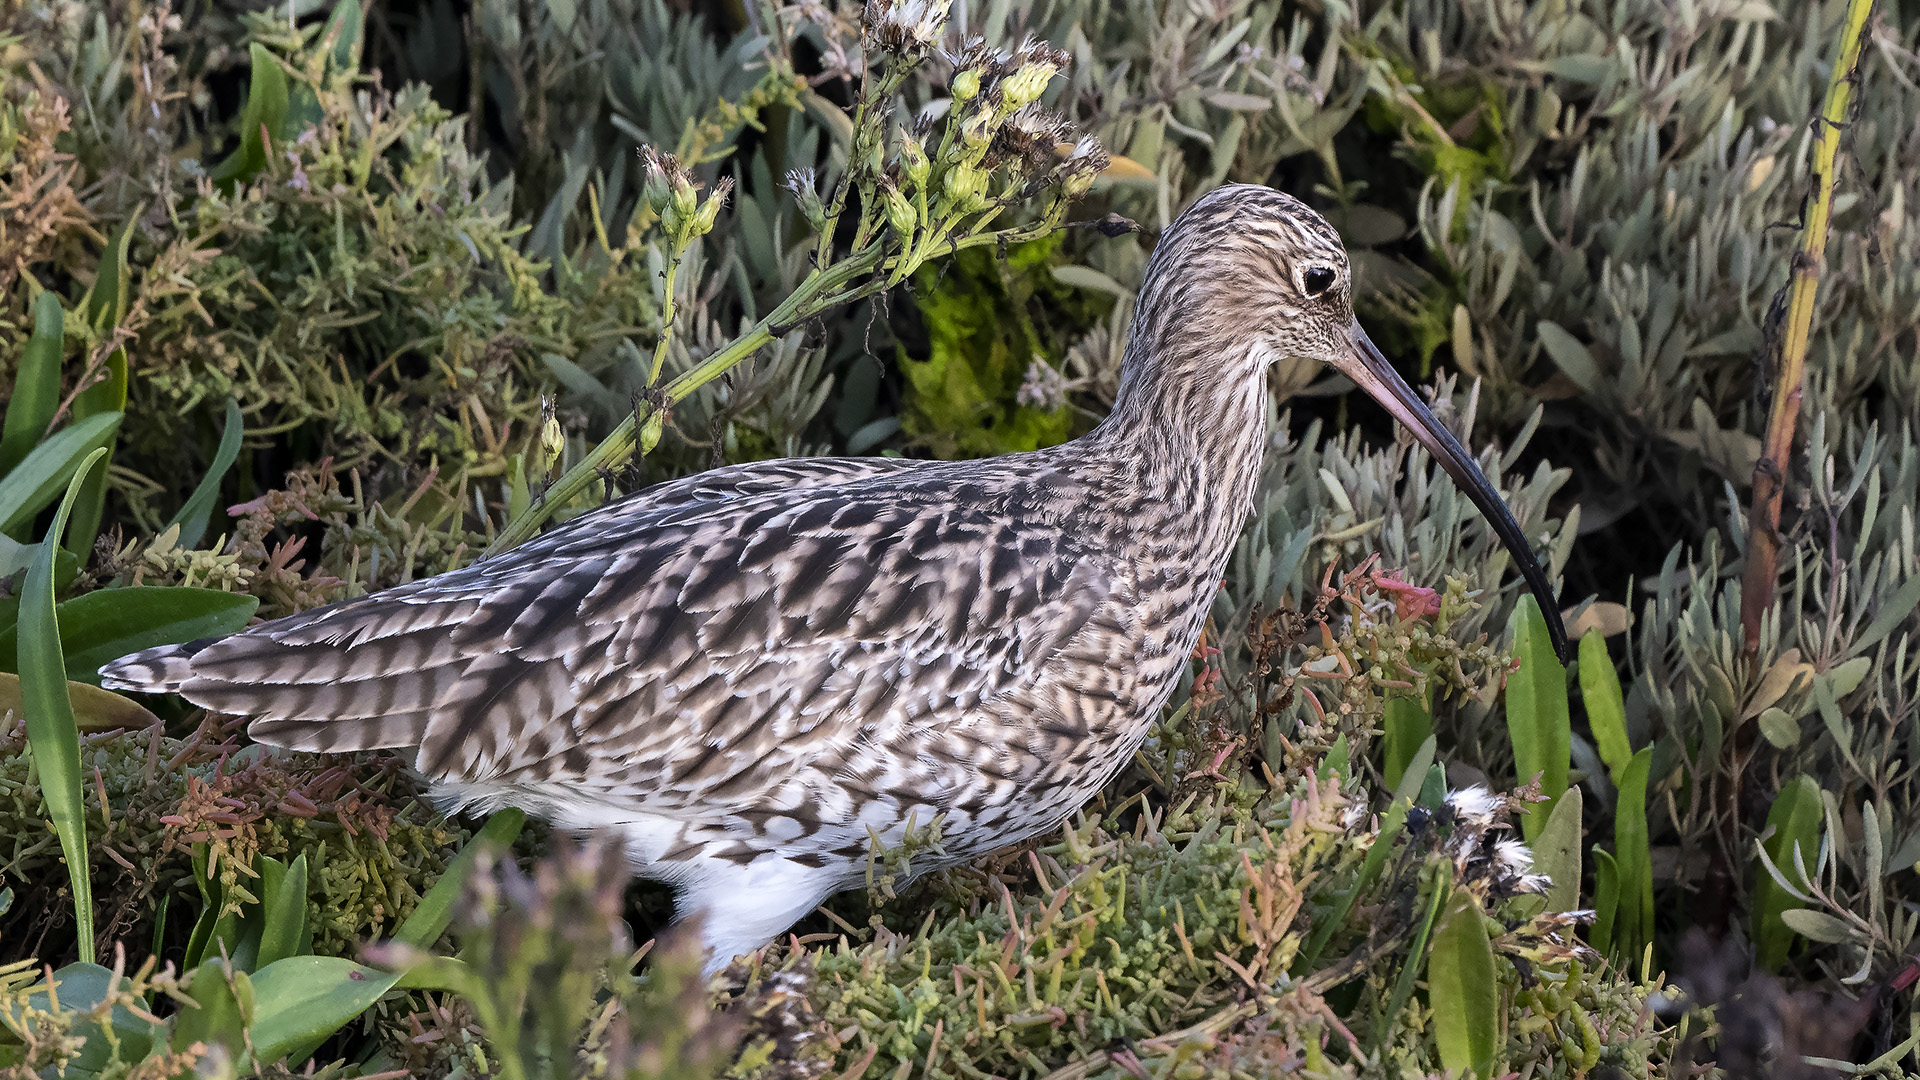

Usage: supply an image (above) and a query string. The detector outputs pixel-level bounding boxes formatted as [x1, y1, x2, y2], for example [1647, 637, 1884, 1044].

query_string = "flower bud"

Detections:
[667, 170, 699, 229]
[941, 163, 986, 210]
[896, 139, 930, 188]
[692, 177, 734, 235]
[999, 62, 1058, 110]
[639, 147, 674, 214]
[784, 168, 828, 231]
[951, 67, 981, 103]
[879, 178, 917, 236]
[538, 397, 565, 470]
[960, 110, 994, 150]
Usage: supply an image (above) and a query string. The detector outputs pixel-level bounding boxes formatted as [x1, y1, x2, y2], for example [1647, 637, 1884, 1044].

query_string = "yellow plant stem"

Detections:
[1738, 0, 1875, 655]
[1715, 0, 1877, 938]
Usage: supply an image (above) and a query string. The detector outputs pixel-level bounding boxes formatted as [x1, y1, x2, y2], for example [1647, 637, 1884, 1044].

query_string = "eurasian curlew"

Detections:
[103, 184, 1569, 972]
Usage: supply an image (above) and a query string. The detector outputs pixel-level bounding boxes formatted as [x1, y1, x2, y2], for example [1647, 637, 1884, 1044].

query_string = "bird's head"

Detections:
[1141, 184, 1571, 660]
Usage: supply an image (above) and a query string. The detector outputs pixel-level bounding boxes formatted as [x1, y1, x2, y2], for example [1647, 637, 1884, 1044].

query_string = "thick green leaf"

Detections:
[81, 219, 136, 330]
[1612, 747, 1654, 968]
[390, 808, 526, 948]
[0, 293, 65, 478]
[66, 346, 128, 560]
[166, 400, 246, 549]
[171, 958, 254, 1061]
[0, 412, 123, 536]
[1299, 764, 1425, 972]
[1506, 595, 1572, 843]
[1383, 691, 1433, 791]
[255, 854, 309, 970]
[1754, 775, 1826, 969]
[209, 43, 293, 188]
[1391, 734, 1437, 808]
[248, 956, 400, 1066]
[1428, 889, 1498, 1078]
[322, 0, 363, 71]
[0, 672, 159, 731]
[1577, 629, 1631, 783]
[19, 447, 107, 963]
[6, 962, 165, 1068]
[1590, 848, 1619, 956]
[0, 585, 259, 684]
[1531, 786, 1583, 914]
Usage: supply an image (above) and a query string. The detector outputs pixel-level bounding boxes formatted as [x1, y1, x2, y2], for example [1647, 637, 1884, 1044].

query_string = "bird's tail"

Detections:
[98, 638, 219, 694]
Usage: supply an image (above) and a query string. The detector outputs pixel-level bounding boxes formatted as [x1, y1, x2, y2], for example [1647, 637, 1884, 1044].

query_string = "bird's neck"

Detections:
[1087, 337, 1272, 553]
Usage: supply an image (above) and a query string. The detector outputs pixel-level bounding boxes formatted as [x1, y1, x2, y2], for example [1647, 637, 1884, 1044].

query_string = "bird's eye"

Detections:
[1302, 267, 1336, 297]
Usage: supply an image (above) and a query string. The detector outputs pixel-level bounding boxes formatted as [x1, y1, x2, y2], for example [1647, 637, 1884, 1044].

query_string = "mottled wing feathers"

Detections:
[102, 454, 1128, 798]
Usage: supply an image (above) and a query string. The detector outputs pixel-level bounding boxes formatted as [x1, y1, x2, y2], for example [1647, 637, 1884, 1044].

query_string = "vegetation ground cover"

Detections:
[1, 0, 1917, 1075]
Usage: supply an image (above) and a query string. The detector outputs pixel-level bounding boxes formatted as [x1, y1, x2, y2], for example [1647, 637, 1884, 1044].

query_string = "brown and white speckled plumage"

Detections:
[102, 185, 1566, 970]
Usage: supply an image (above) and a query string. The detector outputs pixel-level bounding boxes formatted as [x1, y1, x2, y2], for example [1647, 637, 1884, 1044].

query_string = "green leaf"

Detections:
[1383, 691, 1434, 791]
[1317, 733, 1351, 783]
[1530, 786, 1583, 914]
[0, 585, 259, 684]
[1854, 574, 1920, 655]
[1391, 734, 1437, 808]
[166, 399, 246, 549]
[0, 672, 159, 731]
[19, 447, 107, 963]
[390, 808, 526, 948]
[1506, 595, 1571, 843]
[0, 293, 65, 478]
[81, 219, 136, 330]
[171, 958, 255, 1061]
[1757, 707, 1800, 749]
[1590, 849, 1619, 957]
[1754, 775, 1825, 969]
[0, 412, 123, 536]
[1779, 909, 1854, 944]
[1536, 320, 1600, 393]
[209, 43, 293, 188]
[322, 0, 364, 71]
[1577, 628, 1631, 782]
[390, 954, 485, 996]
[255, 854, 309, 971]
[1299, 783, 1420, 971]
[1428, 889, 1498, 1078]
[4, 962, 164, 1069]
[63, 344, 127, 561]
[249, 956, 399, 1066]
[1611, 747, 1654, 968]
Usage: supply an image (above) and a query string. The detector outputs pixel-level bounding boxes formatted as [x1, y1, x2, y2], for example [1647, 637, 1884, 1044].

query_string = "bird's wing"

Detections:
[107, 456, 1129, 795]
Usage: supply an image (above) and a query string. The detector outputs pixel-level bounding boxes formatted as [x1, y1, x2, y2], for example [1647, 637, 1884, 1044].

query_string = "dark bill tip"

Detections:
[1330, 323, 1571, 663]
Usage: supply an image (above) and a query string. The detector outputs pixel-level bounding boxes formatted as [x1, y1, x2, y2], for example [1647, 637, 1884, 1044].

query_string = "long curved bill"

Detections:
[1332, 321, 1571, 662]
